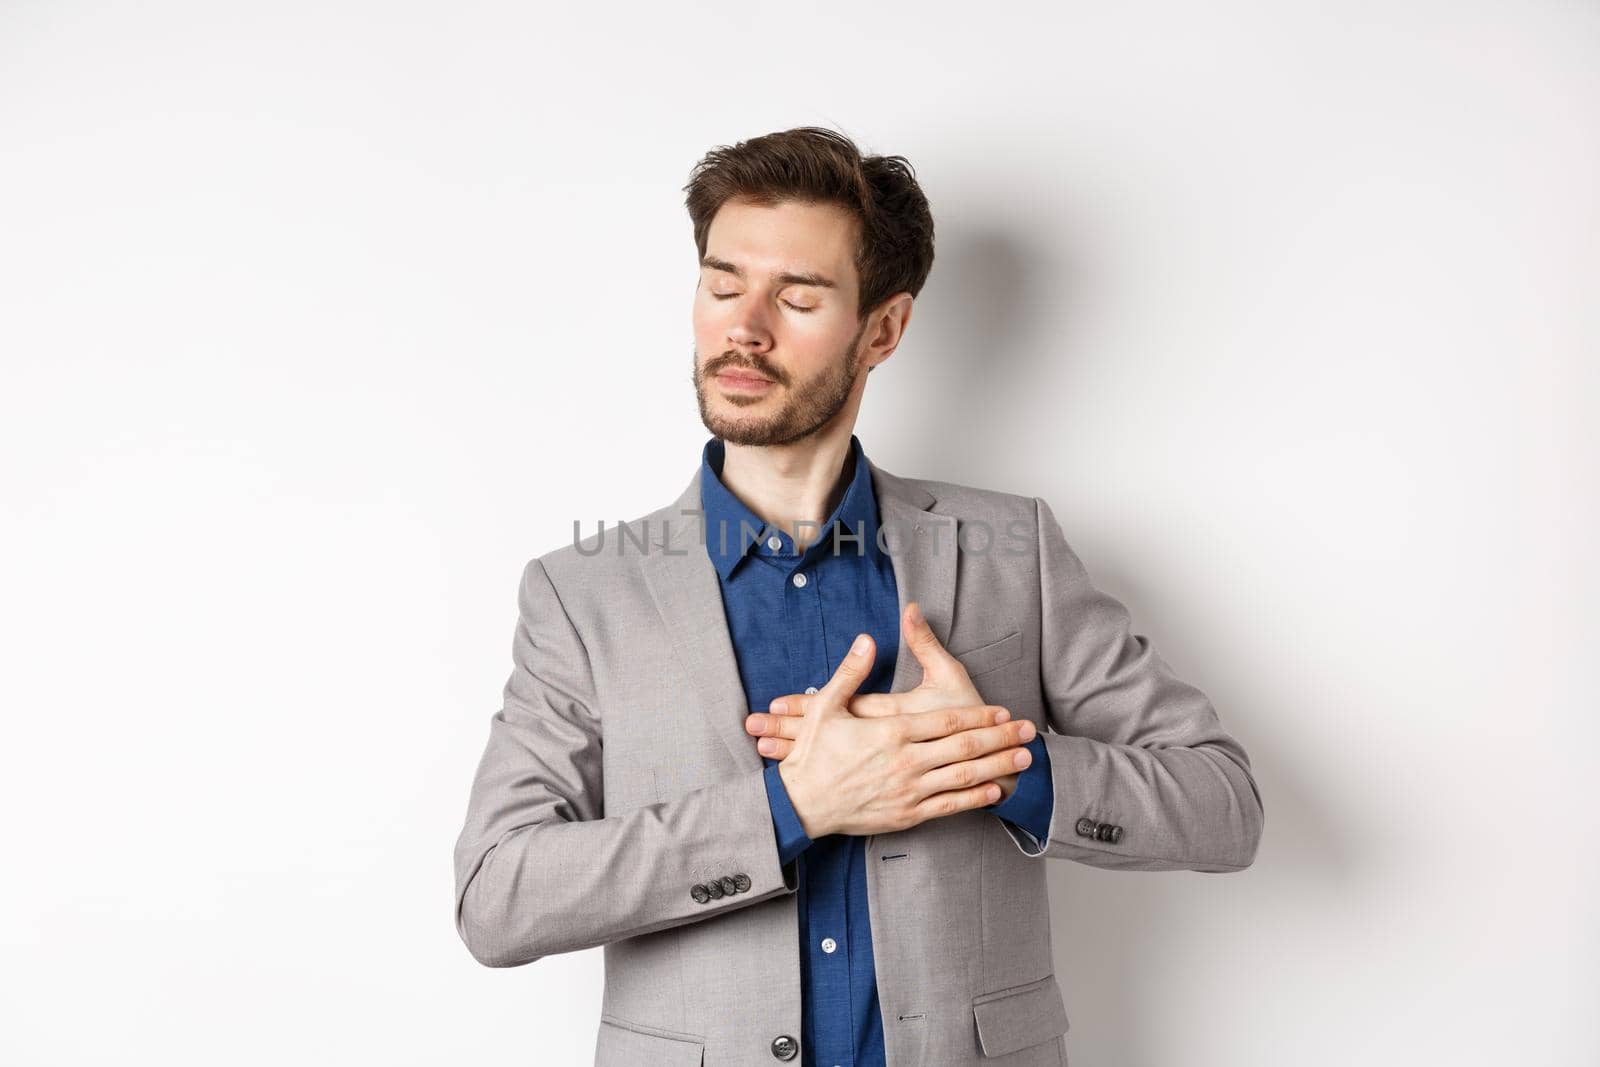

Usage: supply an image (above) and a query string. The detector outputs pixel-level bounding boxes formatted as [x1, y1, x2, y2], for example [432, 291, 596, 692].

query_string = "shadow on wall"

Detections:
[910, 213, 1351, 1063]
[869, 217, 1064, 486]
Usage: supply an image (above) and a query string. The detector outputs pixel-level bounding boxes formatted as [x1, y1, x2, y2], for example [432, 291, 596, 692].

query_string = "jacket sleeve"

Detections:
[995, 496, 1265, 872]
[452, 557, 798, 968]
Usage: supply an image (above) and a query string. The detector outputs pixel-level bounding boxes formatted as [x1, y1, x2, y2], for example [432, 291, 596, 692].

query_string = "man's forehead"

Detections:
[704, 200, 858, 276]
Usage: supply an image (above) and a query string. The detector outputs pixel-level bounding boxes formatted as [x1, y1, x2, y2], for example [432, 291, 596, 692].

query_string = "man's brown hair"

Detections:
[683, 127, 935, 321]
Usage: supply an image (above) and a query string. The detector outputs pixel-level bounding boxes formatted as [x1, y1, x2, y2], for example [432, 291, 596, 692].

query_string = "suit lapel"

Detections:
[641, 465, 760, 771]
[868, 458, 958, 696]
[639, 451, 956, 775]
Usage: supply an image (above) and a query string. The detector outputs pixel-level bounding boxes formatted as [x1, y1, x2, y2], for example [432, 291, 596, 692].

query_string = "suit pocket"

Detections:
[971, 973, 1071, 1058]
[953, 628, 1023, 678]
[595, 1016, 704, 1066]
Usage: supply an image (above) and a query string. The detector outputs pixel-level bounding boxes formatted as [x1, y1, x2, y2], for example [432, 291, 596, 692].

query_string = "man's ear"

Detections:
[866, 292, 913, 365]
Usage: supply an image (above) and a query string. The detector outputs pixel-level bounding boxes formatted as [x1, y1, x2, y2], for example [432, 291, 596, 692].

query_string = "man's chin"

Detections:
[700, 400, 775, 443]
[705, 423, 782, 447]
[701, 411, 796, 447]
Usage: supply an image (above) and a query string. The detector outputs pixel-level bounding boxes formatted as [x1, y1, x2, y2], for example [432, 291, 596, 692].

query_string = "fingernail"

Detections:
[771, 700, 788, 713]
[1019, 720, 1035, 740]
[758, 738, 775, 754]
[908, 602, 923, 625]
[852, 634, 870, 656]
[987, 784, 1001, 802]
[1014, 749, 1032, 769]
[994, 708, 1011, 723]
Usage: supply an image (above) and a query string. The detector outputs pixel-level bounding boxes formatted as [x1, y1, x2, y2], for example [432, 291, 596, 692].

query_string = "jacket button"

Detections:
[1075, 817, 1098, 838]
[733, 873, 752, 893]
[1106, 824, 1123, 844]
[770, 1034, 798, 1060]
[719, 875, 738, 896]
[707, 880, 725, 899]
[1094, 824, 1111, 841]
[690, 883, 710, 904]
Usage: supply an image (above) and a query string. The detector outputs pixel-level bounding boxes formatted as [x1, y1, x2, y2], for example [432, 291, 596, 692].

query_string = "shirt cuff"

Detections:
[987, 734, 1053, 847]
[763, 759, 813, 866]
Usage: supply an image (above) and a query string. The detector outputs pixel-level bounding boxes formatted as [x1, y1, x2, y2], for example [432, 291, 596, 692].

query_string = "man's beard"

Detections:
[692, 318, 868, 447]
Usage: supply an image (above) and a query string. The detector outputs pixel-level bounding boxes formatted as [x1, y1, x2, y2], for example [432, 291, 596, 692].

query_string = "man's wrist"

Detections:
[987, 735, 1053, 844]
[762, 761, 813, 865]
[777, 761, 828, 838]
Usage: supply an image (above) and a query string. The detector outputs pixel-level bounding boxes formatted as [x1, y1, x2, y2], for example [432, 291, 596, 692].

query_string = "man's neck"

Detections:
[718, 425, 857, 553]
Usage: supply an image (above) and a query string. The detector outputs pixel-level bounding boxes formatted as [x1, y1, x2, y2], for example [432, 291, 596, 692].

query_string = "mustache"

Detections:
[705, 354, 785, 386]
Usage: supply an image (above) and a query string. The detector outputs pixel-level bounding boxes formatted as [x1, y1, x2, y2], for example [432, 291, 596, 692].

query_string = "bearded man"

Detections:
[452, 126, 1264, 1067]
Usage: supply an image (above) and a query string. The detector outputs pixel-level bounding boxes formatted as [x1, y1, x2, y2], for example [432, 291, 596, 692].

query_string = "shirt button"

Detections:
[804, 686, 818, 694]
[792, 572, 808, 588]
[766, 535, 782, 551]
[820, 937, 837, 953]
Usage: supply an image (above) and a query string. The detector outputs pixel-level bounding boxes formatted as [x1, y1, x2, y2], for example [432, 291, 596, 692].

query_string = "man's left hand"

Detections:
[744, 600, 1023, 801]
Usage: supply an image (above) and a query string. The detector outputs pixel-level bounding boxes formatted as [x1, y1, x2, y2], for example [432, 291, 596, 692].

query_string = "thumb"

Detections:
[903, 601, 959, 681]
[817, 632, 877, 715]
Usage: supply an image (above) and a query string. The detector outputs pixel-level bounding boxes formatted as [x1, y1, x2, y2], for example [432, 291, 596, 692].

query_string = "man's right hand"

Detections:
[768, 632, 1036, 839]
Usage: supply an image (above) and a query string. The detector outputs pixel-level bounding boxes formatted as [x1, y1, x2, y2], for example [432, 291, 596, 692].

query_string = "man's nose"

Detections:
[726, 306, 773, 352]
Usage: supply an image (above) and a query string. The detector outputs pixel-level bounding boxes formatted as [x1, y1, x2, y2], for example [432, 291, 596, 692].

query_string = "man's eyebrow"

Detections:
[700, 255, 837, 290]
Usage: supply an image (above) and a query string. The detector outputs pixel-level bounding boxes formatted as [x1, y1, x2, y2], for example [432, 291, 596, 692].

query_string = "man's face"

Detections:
[691, 197, 871, 447]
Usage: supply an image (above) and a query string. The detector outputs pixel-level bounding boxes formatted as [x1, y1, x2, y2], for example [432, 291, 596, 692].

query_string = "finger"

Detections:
[744, 712, 804, 741]
[818, 632, 876, 709]
[754, 735, 795, 759]
[850, 691, 1014, 722]
[915, 745, 1034, 798]
[903, 601, 961, 681]
[909, 781, 1006, 824]
[899, 704, 1019, 744]
[909, 718, 1035, 772]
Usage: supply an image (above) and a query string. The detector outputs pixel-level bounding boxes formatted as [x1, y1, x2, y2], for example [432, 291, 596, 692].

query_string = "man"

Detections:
[452, 127, 1263, 1067]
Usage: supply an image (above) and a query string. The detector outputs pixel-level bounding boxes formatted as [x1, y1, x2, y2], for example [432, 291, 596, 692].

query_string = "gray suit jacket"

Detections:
[453, 454, 1264, 1066]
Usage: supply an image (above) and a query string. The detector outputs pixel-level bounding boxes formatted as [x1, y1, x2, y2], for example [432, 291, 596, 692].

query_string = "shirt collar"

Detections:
[699, 433, 881, 581]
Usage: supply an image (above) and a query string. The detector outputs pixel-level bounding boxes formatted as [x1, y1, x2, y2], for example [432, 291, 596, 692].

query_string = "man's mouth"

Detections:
[715, 368, 776, 391]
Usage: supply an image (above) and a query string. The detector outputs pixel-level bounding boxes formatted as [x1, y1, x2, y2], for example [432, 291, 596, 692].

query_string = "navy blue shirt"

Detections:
[698, 433, 1052, 1067]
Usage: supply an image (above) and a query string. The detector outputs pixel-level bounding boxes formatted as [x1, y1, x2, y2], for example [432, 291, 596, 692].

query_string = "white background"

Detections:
[2, 2, 1596, 1064]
